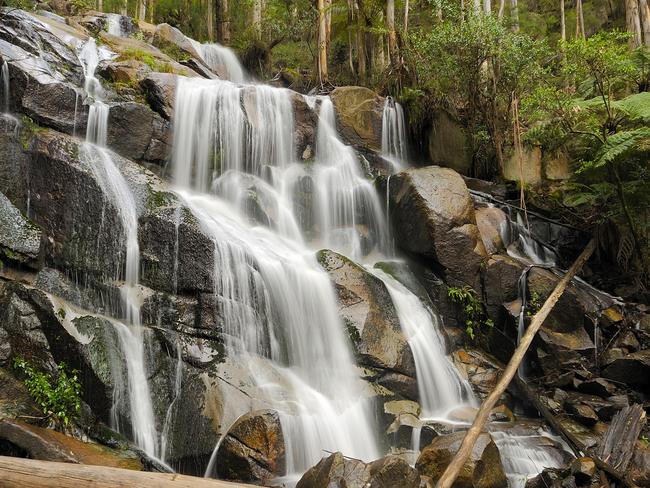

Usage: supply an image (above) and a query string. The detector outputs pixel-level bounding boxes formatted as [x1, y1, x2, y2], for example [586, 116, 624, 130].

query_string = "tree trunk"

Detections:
[138, 0, 146, 21]
[325, 0, 332, 49]
[120, 0, 127, 16]
[404, 0, 410, 34]
[252, 0, 262, 40]
[348, 0, 356, 77]
[206, 0, 214, 41]
[560, 0, 566, 41]
[510, 0, 519, 30]
[147, 0, 154, 23]
[474, 0, 482, 15]
[317, 0, 329, 83]
[641, 0, 650, 45]
[0, 456, 256, 488]
[435, 238, 597, 488]
[484, 0, 492, 15]
[576, 0, 586, 39]
[498, 0, 506, 19]
[355, 1, 366, 81]
[387, 0, 397, 64]
[627, 0, 644, 47]
[97, 0, 103, 12]
[218, 0, 231, 44]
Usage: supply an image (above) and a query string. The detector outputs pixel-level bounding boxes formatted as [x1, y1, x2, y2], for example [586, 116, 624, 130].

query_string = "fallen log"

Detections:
[514, 377, 641, 488]
[0, 456, 257, 488]
[435, 238, 597, 488]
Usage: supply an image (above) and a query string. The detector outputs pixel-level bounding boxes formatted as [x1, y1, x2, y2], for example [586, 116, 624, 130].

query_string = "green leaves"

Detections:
[447, 286, 493, 340]
[583, 127, 650, 172]
[13, 358, 82, 430]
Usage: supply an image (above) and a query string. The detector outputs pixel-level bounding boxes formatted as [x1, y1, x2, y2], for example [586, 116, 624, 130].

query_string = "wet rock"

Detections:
[454, 349, 502, 400]
[428, 110, 473, 175]
[152, 23, 201, 61]
[215, 410, 285, 483]
[0, 419, 142, 469]
[293, 93, 318, 161]
[630, 441, 650, 487]
[566, 403, 599, 427]
[330, 86, 384, 152]
[416, 431, 507, 488]
[317, 250, 416, 380]
[569, 457, 596, 483]
[388, 166, 487, 289]
[603, 350, 650, 390]
[476, 207, 507, 255]
[139, 72, 177, 121]
[384, 400, 421, 449]
[616, 330, 641, 352]
[297, 452, 420, 488]
[0, 191, 42, 265]
[0, 369, 39, 420]
[577, 378, 616, 398]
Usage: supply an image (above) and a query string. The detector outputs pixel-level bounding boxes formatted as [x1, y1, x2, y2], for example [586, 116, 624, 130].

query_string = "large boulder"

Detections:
[387, 166, 487, 289]
[317, 250, 416, 395]
[416, 431, 508, 488]
[330, 86, 384, 152]
[152, 23, 201, 61]
[475, 207, 508, 255]
[297, 452, 420, 488]
[215, 410, 285, 483]
[603, 350, 650, 391]
[0, 191, 41, 266]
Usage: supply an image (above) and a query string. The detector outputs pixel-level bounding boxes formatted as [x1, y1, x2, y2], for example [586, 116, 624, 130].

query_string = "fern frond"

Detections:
[580, 127, 650, 172]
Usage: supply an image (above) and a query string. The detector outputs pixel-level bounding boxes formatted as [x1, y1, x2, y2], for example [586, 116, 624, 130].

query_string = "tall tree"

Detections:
[474, 0, 482, 15]
[317, 0, 329, 83]
[498, 0, 506, 19]
[575, 0, 585, 39]
[560, 0, 566, 41]
[217, 0, 231, 44]
[484, 0, 492, 15]
[510, 0, 519, 31]
[387, 0, 397, 64]
[355, 0, 366, 81]
[641, 0, 650, 45]
[252, 0, 263, 40]
[206, 0, 214, 41]
[404, 0, 410, 34]
[137, 0, 146, 21]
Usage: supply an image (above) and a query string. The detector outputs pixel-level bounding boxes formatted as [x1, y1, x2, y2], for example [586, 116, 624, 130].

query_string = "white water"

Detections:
[1, 60, 9, 113]
[189, 40, 246, 83]
[370, 266, 476, 419]
[106, 14, 125, 37]
[381, 97, 407, 171]
[78, 37, 160, 460]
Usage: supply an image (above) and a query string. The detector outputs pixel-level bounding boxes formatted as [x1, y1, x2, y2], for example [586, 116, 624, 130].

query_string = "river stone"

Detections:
[388, 166, 487, 290]
[0, 191, 41, 265]
[416, 431, 508, 488]
[0, 419, 142, 469]
[476, 207, 508, 255]
[215, 409, 285, 483]
[297, 452, 420, 488]
[330, 86, 384, 152]
[317, 249, 416, 380]
[603, 350, 650, 390]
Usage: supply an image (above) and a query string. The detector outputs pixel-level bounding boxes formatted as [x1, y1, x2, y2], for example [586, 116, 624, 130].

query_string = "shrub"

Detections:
[13, 358, 82, 430]
[447, 286, 493, 339]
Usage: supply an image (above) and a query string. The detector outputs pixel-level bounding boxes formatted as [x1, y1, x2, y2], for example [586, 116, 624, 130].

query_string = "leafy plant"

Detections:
[447, 286, 494, 339]
[13, 358, 82, 430]
[526, 291, 542, 317]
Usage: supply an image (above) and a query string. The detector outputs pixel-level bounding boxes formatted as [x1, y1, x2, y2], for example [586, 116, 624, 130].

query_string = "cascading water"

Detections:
[78, 37, 160, 460]
[171, 79, 380, 479]
[381, 96, 407, 171]
[189, 39, 246, 83]
[1, 60, 9, 113]
[369, 267, 476, 419]
[105, 13, 125, 37]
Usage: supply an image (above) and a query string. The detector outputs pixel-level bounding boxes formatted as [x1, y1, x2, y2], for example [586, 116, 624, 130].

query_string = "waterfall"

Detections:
[171, 78, 380, 478]
[312, 98, 390, 259]
[106, 14, 125, 37]
[381, 96, 407, 171]
[369, 267, 476, 418]
[78, 37, 160, 460]
[1, 60, 9, 113]
[190, 40, 246, 83]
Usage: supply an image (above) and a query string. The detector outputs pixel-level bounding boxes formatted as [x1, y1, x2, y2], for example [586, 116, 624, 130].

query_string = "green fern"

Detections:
[580, 127, 650, 172]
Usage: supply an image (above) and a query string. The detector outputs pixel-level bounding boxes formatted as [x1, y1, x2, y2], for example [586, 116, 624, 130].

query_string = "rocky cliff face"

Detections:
[0, 6, 648, 488]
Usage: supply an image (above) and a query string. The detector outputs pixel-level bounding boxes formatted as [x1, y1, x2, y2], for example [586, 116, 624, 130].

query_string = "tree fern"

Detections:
[580, 127, 650, 172]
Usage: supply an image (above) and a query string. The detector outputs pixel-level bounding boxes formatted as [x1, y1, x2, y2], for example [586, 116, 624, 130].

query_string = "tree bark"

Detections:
[97, 0, 103, 12]
[387, 0, 397, 64]
[484, 0, 492, 15]
[206, 0, 214, 41]
[147, 0, 154, 23]
[474, 0, 482, 15]
[510, 0, 519, 31]
[435, 238, 597, 488]
[576, 0, 586, 39]
[0, 456, 256, 488]
[641, 0, 650, 45]
[138, 0, 146, 21]
[404, 0, 410, 34]
[560, 0, 566, 41]
[317, 0, 329, 83]
[627, 0, 644, 47]
[355, 0, 366, 81]
[120, 0, 127, 16]
[498, 0, 505, 19]
[252, 0, 262, 40]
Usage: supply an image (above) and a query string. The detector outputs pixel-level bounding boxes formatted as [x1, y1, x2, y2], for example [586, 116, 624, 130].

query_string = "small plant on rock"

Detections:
[447, 286, 494, 340]
[13, 358, 82, 431]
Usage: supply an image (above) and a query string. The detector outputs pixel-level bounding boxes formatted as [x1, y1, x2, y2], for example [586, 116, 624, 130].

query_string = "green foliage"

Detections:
[447, 286, 493, 339]
[13, 358, 82, 430]
[117, 48, 175, 73]
[526, 291, 542, 317]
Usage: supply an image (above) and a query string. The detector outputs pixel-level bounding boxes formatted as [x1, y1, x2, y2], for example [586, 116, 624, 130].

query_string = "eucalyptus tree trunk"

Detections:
[639, 0, 650, 45]
[355, 0, 366, 81]
[387, 0, 397, 64]
[498, 0, 505, 18]
[348, 0, 356, 77]
[484, 0, 491, 15]
[138, 0, 146, 21]
[147, 0, 154, 23]
[325, 0, 332, 49]
[120, 0, 127, 16]
[575, 0, 585, 39]
[206, 0, 214, 41]
[218, 0, 231, 45]
[474, 0, 482, 15]
[560, 0, 566, 41]
[317, 0, 329, 83]
[510, 0, 519, 30]
[252, 0, 263, 40]
[404, 0, 410, 34]
[97, 0, 103, 12]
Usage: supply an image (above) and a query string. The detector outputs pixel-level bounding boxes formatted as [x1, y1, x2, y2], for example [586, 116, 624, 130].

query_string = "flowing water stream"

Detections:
[1, 60, 9, 113]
